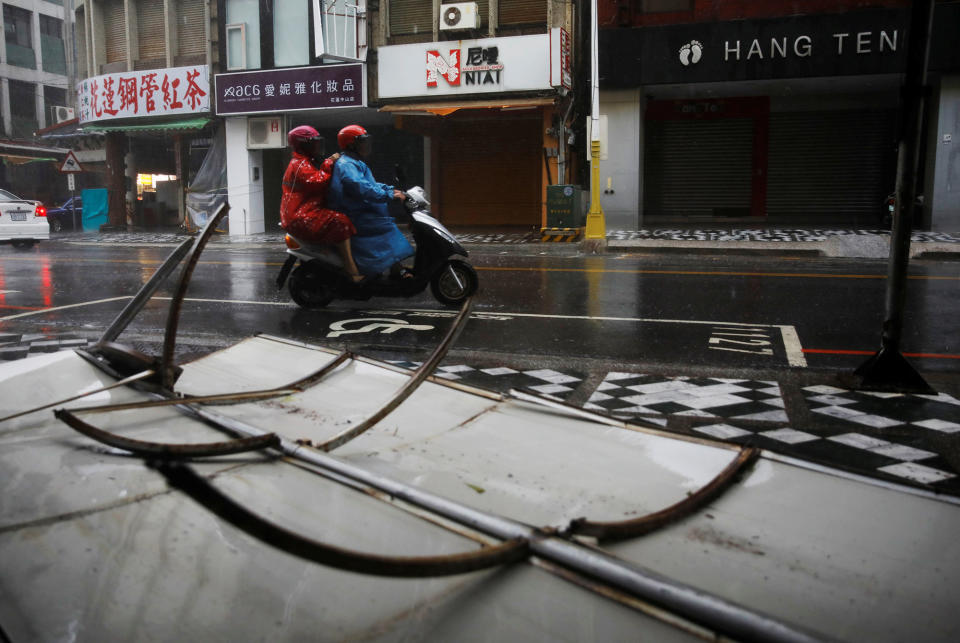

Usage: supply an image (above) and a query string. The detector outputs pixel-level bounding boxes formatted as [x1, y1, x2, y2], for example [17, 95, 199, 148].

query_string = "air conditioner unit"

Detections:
[439, 2, 478, 30]
[247, 116, 286, 149]
[52, 106, 75, 123]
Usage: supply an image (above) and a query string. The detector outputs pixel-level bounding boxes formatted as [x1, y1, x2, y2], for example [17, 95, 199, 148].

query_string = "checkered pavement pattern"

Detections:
[802, 385, 960, 485]
[65, 229, 960, 245]
[386, 361, 584, 400]
[581, 372, 960, 495]
[0, 333, 93, 361]
[584, 373, 786, 424]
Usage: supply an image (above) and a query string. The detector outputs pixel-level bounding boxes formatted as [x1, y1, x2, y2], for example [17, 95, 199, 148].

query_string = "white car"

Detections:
[0, 188, 48, 249]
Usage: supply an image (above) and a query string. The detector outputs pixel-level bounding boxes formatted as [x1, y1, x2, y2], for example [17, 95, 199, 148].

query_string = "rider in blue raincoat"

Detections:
[328, 124, 415, 277]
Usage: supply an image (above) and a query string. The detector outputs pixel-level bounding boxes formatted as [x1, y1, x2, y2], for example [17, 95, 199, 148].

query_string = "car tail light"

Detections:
[35, 205, 46, 217]
[285, 234, 300, 250]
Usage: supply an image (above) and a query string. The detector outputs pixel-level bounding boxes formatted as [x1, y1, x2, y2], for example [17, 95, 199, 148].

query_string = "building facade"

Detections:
[211, 0, 581, 235]
[70, 0, 213, 228]
[597, 0, 960, 231]
[0, 0, 76, 203]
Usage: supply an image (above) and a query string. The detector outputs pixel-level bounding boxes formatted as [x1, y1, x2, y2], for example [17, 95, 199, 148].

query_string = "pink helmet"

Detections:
[287, 125, 322, 154]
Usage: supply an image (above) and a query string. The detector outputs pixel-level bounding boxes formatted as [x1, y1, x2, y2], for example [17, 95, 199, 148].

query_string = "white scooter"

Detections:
[276, 186, 478, 309]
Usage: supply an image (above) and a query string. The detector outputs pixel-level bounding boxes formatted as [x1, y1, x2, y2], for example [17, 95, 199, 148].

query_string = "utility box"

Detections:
[546, 185, 588, 228]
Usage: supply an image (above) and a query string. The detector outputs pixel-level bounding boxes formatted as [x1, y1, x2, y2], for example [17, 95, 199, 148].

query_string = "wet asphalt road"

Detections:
[1, 240, 958, 379]
[4, 239, 960, 495]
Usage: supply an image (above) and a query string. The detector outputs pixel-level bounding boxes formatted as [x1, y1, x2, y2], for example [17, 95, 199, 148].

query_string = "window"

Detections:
[389, 0, 432, 36]
[40, 15, 67, 75]
[225, 0, 261, 68]
[499, 0, 546, 26]
[226, 24, 247, 70]
[274, 0, 309, 66]
[315, 0, 366, 61]
[4, 4, 36, 68]
[43, 85, 68, 124]
[8, 80, 37, 138]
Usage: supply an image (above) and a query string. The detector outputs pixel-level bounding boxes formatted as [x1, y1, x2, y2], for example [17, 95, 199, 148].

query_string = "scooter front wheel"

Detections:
[289, 264, 335, 309]
[430, 259, 478, 306]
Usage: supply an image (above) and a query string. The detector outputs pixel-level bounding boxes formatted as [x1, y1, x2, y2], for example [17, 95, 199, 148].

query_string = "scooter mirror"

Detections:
[394, 165, 408, 190]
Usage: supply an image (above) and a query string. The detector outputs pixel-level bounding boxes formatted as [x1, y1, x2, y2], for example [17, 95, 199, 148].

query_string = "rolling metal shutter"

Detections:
[438, 116, 541, 225]
[390, 0, 433, 35]
[643, 118, 753, 218]
[767, 111, 896, 222]
[104, 0, 128, 64]
[137, 2, 166, 63]
[177, 0, 206, 58]
[499, 0, 546, 25]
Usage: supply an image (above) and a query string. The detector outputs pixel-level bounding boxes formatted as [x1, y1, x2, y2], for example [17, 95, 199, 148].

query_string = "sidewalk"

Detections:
[57, 227, 960, 259]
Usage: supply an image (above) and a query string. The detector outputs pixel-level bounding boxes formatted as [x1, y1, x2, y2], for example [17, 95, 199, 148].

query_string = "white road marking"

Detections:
[327, 318, 435, 338]
[1, 297, 808, 367]
[0, 290, 20, 295]
[0, 296, 131, 321]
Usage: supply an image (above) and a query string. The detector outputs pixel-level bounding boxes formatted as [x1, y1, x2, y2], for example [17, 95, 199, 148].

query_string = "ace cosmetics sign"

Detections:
[379, 30, 571, 99]
[601, 8, 911, 87]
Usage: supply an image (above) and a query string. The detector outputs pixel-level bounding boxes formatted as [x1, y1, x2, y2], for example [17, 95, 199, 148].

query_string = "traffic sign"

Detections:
[67, 174, 75, 191]
[59, 151, 83, 173]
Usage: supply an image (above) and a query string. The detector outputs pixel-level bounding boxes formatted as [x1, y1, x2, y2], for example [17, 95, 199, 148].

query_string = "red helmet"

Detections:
[287, 125, 321, 154]
[337, 124, 369, 151]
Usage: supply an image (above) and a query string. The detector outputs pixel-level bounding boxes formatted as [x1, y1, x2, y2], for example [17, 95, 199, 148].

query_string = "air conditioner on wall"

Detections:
[52, 106, 75, 123]
[439, 2, 479, 30]
[247, 116, 286, 149]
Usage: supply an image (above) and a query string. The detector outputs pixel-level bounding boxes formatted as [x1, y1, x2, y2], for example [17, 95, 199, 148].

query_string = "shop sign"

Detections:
[215, 64, 365, 116]
[78, 65, 209, 124]
[380, 31, 569, 99]
[601, 8, 910, 86]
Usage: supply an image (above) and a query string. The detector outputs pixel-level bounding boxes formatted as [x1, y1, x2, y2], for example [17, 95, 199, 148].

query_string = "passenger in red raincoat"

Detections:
[280, 125, 363, 282]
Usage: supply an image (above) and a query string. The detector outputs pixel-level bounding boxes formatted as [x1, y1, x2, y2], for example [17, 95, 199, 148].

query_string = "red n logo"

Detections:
[426, 49, 460, 87]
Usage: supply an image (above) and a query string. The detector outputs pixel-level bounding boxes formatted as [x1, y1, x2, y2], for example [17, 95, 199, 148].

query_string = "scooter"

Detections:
[276, 186, 478, 309]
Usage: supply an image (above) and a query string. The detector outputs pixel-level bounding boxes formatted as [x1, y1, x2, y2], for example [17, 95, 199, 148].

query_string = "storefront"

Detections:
[77, 65, 213, 229]
[377, 30, 573, 228]
[599, 5, 960, 230]
[214, 63, 370, 235]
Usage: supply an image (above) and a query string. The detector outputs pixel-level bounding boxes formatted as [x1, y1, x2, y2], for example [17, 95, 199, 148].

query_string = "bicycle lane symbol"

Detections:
[326, 318, 436, 338]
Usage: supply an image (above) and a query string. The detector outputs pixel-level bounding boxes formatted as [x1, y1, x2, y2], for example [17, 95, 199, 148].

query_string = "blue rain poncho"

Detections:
[328, 154, 415, 276]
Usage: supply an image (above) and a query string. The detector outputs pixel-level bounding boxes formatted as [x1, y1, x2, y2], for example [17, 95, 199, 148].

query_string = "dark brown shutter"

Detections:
[390, 0, 433, 36]
[644, 118, 754, 217]
[104, 0, 128, 64]
[438, 115, 542, 225]
[499, 0, 546, 25]
[136, 2, 166, 66]
[176, 0, 206, 59]
[767, 110, 896, 222]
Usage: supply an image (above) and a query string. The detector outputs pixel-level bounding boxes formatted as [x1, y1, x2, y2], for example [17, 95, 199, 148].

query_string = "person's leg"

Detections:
[336, 239, 364, 282]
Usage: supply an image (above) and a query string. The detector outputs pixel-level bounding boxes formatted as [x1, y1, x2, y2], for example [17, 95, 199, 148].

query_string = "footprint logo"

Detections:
[679, 40, 703, 66]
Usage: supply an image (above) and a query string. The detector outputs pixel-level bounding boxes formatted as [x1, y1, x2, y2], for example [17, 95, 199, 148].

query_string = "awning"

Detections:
[0, 154, 57, 165]
[81, 117, 211, 134]
[379, 97, 555, 116]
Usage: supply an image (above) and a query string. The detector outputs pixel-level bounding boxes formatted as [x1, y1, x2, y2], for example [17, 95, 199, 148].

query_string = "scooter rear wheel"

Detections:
[289, 264, 335, 309]
[430, 259, 478, 306]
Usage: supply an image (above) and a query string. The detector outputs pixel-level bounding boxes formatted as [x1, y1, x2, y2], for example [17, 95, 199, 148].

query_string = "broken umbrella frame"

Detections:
[6, 203, 826, 642]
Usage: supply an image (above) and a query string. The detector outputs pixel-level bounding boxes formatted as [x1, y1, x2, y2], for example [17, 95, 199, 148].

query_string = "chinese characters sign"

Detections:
[78, 65, 210, 124]
[215, 64, 365, 115]
[380, 34, 567, 99]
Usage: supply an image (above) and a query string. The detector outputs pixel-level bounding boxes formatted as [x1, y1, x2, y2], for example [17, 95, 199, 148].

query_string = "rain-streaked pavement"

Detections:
[2, 228, 958, 497]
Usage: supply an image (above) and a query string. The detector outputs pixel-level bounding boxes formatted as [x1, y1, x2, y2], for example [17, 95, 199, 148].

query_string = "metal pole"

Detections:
[854, 0, 935, 394]
[583, 0, 606, 250]
[178, 403, 828, 643]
